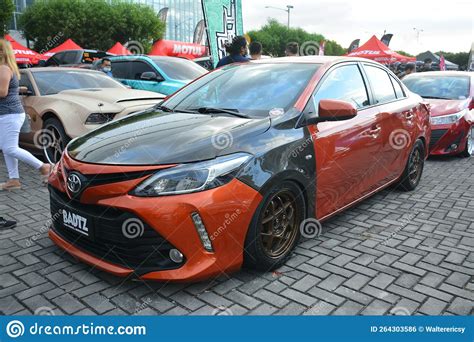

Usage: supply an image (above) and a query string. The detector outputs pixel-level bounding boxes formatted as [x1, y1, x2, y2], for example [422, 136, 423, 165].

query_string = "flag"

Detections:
[439, 54, 446, 71]
[348, 39, 360, 53]
[202, 0, 244, 67]
[381, 33, 393, 46]
[319, 40, 325, 56]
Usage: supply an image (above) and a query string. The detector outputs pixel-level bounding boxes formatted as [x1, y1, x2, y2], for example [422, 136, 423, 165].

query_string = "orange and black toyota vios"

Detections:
[48, 56, 431, 282]
[403, 71, 474, 157]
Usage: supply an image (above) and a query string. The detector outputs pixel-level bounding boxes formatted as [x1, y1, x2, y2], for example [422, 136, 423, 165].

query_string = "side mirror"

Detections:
[307, 99, 357, 124]
[19, 86, 33, 96]
[140, 71, 164, 82]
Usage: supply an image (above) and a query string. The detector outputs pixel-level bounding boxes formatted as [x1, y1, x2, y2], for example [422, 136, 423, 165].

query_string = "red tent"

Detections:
[107, 42, 132, 55]
[41, 39, 82, 59]
[5, 34, 41, 65]
[150, 40, 207, 60]
[346, 35, 415, 64]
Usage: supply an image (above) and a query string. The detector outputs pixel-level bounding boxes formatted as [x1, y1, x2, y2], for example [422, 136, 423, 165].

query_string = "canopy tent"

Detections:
[346, 35, 415, 64]
[107, 42, 132, 55]
[5, 34, 42, 65]
[150, 40, 207, 60]
[41, 39, 83, 59]
[416, 51, 459, 70]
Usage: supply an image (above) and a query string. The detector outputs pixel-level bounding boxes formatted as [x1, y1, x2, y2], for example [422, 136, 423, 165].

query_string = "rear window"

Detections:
[403, 75, 470, 100]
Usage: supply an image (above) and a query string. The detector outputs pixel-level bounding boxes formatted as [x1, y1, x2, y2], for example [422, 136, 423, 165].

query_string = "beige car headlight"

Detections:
[85, 112, 117, 125]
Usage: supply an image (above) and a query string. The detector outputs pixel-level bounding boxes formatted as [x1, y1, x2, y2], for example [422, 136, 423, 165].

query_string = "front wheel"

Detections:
[244, 181, 305, 271]
[397, 139, 425, 191]
[460, 126, 473, 158]
[42, 118, 70, 164]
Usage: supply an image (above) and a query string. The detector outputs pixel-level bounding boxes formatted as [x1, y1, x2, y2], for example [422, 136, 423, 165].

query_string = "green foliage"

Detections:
[436, 51, 470, 70]
[395, 50, 414, 57]
[19, 0, 165, 52]
[0, 0, 14, 35]
[246, 19, 345, 57]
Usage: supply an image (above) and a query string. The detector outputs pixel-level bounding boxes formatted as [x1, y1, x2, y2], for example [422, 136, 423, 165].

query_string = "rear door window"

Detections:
[111, 61, 132, 79]
[364, 64, 397, 104]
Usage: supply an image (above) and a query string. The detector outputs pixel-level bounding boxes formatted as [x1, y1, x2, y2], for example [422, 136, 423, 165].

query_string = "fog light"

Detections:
[450, 144, 458, 150]
[191, 212, 214, 252]
[169, 249, 184, 263]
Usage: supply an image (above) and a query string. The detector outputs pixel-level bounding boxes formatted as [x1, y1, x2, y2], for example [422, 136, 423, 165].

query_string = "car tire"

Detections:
[244, 181, 305, 271]
[42, 118, 70, 164]
[460, 127, 473, 158]
[397, 139, 425, 192]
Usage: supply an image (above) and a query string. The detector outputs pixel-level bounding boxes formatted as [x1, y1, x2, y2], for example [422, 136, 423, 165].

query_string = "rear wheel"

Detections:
[398, 139, 425, 191]
[460, 126, 473, 158]
[244, 181, 305, 271]
[42, 118, 70, 164]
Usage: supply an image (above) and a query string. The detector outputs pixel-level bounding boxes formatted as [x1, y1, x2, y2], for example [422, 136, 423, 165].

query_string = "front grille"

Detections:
[429, 129, 448, 150]
[49, 186, 184, 275]
[63, 167, 157, 187]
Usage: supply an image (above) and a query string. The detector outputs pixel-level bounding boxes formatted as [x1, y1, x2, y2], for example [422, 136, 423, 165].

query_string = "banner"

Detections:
[193, 19, 206, 45]
[348, 39, 360, 53]
[381, 33, 394, 46]
[157, 7, 169, 26]
[469, 42, 474, 71]
[202, 0, 244, 67]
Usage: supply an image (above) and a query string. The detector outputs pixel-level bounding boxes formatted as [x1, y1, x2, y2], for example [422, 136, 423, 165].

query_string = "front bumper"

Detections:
[48, 153, 262, 282]
[429, 117, 471, 156]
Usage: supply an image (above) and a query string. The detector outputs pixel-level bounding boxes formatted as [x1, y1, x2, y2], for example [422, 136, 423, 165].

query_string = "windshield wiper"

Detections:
[190, 107, 250, 119]
[155, 105, 198, 114]
[422, 96, 452, 100]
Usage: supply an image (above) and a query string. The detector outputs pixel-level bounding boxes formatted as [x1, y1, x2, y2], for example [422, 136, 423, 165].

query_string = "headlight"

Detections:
[85, 112, 117, 125]
[430, 109, 466, 125]
[130, 153, 252, 197]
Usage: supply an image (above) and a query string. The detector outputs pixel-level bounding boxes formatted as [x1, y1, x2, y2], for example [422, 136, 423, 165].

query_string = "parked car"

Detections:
[109, 55, 207, 95]
[43, 49, 112, 68]
[403, 71, 474, 157]
[48, 56, 430, 282]
[19, 67, 165, 163]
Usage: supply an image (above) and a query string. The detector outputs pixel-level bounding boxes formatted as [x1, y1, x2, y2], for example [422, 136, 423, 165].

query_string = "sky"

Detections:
[242, 0, 474, 54]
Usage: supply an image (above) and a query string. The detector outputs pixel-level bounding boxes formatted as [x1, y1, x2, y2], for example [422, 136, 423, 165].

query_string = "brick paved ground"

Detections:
[1, 153, 473, 316]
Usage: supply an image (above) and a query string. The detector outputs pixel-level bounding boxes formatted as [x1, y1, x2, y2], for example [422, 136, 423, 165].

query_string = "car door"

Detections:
[115, 60, 165, 93]
[305, 63, 384, 220]
[362, 63, 415, 184]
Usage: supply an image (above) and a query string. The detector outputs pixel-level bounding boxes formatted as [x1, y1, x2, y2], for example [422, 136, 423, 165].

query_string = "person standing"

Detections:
[98, 58, 113, 77]
[249, 42, 263, 60]
[398, 63, 416, 79]
[216, 36, 250, 68]
[285, 42, 299, 57]
[421, 58, 433, 72]
[0, 39, 51, 191]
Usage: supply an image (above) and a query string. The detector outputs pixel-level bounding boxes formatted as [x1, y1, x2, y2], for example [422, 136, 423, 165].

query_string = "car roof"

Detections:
[250, 56, 372, 65]
[23, 67, 103, 73]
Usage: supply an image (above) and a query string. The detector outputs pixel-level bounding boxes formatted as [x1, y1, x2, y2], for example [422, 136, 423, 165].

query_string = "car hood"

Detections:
[424, 98, 470, 117]
[67, 110, 271, 165]
[50, 88, 165, 109]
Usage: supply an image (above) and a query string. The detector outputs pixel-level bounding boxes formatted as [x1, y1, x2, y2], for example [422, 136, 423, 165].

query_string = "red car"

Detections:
[403, 71, 474, 157]
[48, 57, 431, 282]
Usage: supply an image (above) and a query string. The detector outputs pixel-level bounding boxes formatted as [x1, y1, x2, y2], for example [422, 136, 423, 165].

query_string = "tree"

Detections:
[395, 50, 414, 58]
[0, 0, 14, 36]
[436, 51, 470, 70]
[19, 0, 165, 52]
[246, 19, 345, 57]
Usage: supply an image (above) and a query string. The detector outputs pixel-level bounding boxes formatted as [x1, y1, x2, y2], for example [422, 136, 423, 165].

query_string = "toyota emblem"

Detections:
[67, 172, 82, 194]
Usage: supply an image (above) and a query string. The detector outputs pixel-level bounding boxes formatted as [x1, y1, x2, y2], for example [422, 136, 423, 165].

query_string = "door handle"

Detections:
[364, 126, 381, 138]
[405, 110, 414, 119]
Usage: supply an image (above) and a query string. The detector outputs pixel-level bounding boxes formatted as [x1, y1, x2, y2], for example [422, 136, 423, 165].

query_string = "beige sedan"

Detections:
[19, 67, 165, 163]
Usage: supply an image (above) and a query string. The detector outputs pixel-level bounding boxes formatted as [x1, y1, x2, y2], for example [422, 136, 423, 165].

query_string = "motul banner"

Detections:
[202, 0, 244, 67]
[149, 40, 207, 60]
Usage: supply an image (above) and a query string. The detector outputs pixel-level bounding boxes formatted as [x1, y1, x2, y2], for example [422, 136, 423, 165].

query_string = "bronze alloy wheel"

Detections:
[259, 190, 301, 259]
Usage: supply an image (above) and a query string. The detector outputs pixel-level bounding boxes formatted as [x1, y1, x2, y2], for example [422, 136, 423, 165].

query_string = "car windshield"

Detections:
[33, 70, 125, 95]
[151, 57, 207, 81]
[403, 75, 470, 100]
[164, 63, 320, 117]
